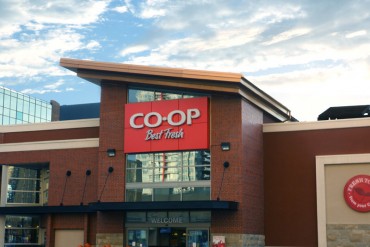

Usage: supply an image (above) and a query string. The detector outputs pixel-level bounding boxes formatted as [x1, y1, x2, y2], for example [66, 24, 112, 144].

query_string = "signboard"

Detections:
[343, 174, 370, 212]
[124, 97, 209, 153]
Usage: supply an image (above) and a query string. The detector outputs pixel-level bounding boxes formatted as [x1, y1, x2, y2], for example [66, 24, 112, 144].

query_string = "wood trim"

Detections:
[60, 58, 242, 82]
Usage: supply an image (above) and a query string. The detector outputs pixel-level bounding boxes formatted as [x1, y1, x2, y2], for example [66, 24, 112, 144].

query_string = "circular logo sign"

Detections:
[343, 175, 370, 212]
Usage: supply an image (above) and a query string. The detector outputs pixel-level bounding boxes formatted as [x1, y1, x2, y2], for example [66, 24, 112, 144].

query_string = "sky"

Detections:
[0, 0, 370, 121]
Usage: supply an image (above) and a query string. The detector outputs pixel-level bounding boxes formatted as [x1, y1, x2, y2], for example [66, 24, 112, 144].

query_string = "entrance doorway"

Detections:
[127, 228, 209, 247]
[153, 227, 186, 247]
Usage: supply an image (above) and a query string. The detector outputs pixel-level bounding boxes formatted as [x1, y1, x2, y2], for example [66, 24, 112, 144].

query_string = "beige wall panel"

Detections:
[325, 163, 370, 224]
[55, 230, 84, 247]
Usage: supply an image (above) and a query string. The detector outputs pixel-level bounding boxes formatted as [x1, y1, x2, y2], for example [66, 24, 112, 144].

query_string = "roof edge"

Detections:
[263, 117, 370, 133]
[60, 58, 242, 82]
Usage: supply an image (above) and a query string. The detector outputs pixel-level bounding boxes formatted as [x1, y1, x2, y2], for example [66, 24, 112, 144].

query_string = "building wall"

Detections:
[209, 95, 265, 246]
[263, 126, 370, 246]
[210, 95, 243, 234]
[94, 82, 127, 244]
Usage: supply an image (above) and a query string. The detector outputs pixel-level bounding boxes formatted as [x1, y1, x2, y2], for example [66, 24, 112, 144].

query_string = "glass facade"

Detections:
[126, 150, 211, 202]
[5, 215, 40, 246]
[6, 166, 49, 205]
[0, 86, 52, 125]
[1, 164, 48, 246]
[128, 88, 200, 103]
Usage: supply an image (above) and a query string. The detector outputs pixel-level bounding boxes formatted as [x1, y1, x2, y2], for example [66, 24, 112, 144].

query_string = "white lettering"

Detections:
[130, 113, 144, 128]
[129, 108, 201, 128]
[150, 217, 183, 224]
[144, 112, 162, 128]
[167, 110, 186, 126]
[187, 109, 200, 125]
[145, 128, 184, 141]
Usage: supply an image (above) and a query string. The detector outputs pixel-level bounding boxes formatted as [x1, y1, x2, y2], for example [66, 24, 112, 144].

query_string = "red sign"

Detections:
[124, 97, 209, 153]
[343, 174, 370, 212]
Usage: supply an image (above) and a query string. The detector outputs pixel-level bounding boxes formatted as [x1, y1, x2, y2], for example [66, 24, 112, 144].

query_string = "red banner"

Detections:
[124, 97, 209, 153]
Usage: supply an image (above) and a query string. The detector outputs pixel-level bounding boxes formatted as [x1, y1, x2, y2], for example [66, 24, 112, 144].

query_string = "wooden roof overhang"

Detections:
[60, 58, 292, 121]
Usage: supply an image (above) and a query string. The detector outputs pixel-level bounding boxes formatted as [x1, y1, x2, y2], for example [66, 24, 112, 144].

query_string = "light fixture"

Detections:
[223, 161, 230, 168]
[221, 142, 231, 151]
[106, 148, 116, 157]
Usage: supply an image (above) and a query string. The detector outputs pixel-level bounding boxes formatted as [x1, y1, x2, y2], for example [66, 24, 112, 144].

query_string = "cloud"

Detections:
[120, 45, 150, 56]
[262, 28, 311, 45]
[112, 5, 129, 13]
[0, 0, 110, 81]
[346, 30, 367, 39]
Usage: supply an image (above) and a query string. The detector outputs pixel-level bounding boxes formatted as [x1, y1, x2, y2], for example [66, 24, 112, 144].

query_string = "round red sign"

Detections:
[343, 175, 370, 212]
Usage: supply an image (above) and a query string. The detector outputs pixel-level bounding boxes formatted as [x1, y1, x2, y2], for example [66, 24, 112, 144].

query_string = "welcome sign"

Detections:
[124, 97, 209, 153]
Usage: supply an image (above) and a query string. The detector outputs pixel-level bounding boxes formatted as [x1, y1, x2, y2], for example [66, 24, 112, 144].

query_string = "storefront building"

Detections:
[1, 58, 370, 247]
[1, 58, 292, 247]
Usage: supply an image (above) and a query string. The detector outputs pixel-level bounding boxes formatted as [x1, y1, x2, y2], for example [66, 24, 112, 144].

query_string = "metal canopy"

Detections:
[0, 201, 238, 215]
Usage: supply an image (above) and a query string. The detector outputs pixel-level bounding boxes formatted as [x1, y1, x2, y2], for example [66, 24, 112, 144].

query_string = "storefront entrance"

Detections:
[126, 211, 210, 247]
[127, 228, 209, 247]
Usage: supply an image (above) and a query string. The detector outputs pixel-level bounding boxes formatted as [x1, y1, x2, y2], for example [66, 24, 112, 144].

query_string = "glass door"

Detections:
[127, 229, 148, 247]
[187, 229, 209, 247]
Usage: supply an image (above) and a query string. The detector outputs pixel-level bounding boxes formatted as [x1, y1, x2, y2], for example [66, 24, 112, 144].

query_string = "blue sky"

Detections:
[0, 0, 369, 121]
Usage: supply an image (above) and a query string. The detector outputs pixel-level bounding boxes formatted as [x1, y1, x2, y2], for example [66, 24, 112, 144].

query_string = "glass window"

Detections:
[126, 212, 147, 223]
[153, 188, 181, 201]
[23, 113, 29, 122]
[16, 111, 23, 120]
[128, 89, 155, 103]
[10, 109, 16, 118]
[126, 168, 153, 183]
[126, 188, 153, 202]
[29, 103, 35, 116]
[9, 117, 16, 125]
[5, 215, 40, 245]
[17, 98, 23, 111]
[6, 166, 49, 205]
[190, 211, 211, 223]
[35, 105, 41, 117]
[3, 116, 10, 125]
[23, 100, 30, 114]
[128, 88, 202, 103]
[0, 92, 4, 106]
[182, 187, 210, 201]
[126, 151, 211, 202]
[127, 229, 148, 247]
[127, 151, 210, 184]
[3, 107, 9, 116]
[41, 106, 47, 120]
[10, 96, 17, 110]
[4, 94, 10, 108]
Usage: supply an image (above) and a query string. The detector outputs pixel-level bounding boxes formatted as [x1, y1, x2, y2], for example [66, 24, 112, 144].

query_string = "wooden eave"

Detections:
[60, 58, 292, 121]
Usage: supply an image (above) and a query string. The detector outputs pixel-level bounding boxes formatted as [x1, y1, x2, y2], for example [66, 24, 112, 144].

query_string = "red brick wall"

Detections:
[210, 95, 244, 234]
[2, 127, 99, 143]
[209, 95, 265, 235]
[0, 147, 99, 246]
[241, 100, 264, 234]
[264, 126, 370, 246]
[96, 82, 127, 233]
